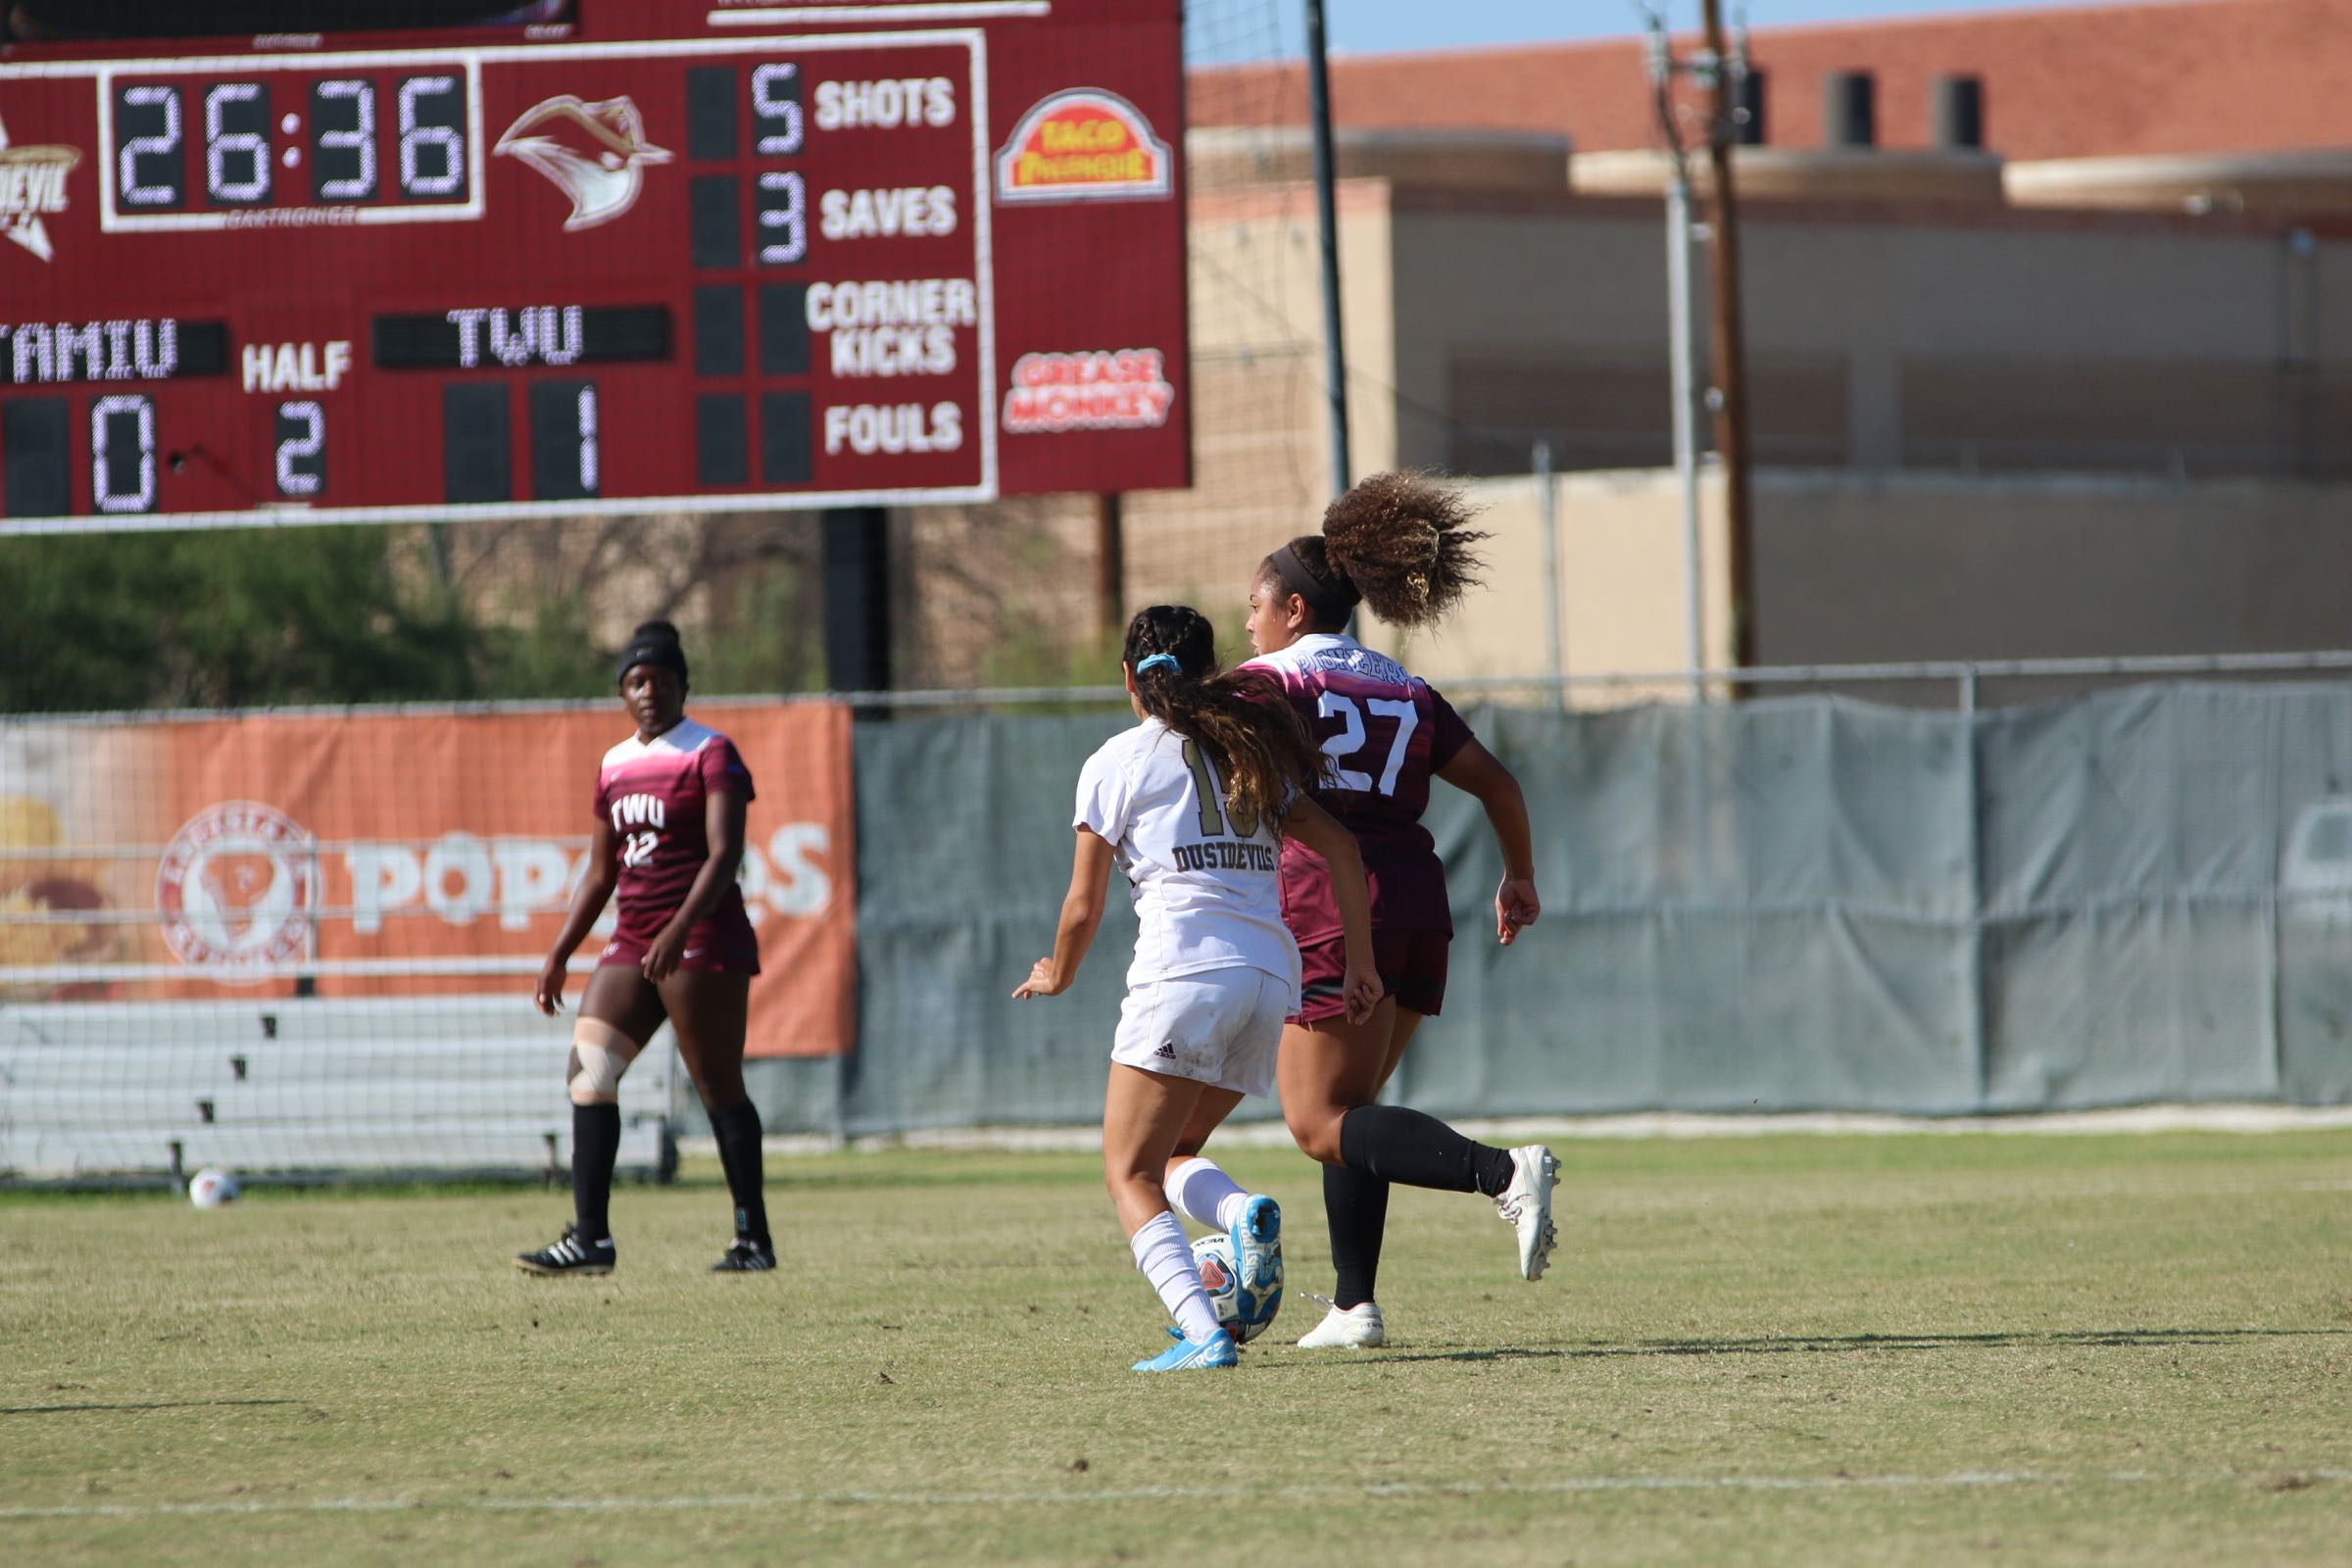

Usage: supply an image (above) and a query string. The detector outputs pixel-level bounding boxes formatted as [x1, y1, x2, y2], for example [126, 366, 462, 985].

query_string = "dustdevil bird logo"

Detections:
[0, 114, 80, 264]
[494, 95, 671, 231]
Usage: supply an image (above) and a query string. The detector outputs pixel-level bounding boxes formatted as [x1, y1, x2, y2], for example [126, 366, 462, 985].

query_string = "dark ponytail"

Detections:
[1124, 605, 1321, 830]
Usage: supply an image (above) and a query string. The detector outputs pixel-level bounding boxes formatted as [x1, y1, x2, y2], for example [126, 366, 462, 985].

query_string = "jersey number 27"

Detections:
[1319, 692, 1419, 796]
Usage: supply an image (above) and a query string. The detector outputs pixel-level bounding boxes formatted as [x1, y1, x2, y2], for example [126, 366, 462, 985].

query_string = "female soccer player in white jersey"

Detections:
[515, 620, 776, 1277]
[1015, 606, 1382, 1372]
[1250, 472, 1555, 1348]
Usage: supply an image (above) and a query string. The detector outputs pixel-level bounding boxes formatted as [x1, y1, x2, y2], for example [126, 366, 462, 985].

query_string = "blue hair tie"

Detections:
[1135, 653, 1181, 676]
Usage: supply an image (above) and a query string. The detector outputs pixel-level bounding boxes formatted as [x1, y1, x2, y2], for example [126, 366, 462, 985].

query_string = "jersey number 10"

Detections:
[1180, 740, 1260, 839]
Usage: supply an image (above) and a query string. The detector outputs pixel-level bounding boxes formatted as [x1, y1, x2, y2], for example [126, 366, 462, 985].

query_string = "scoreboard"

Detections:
[0, 1, 1190, 533]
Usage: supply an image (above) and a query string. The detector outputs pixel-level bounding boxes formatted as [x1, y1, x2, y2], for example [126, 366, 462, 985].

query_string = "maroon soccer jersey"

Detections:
[1243, 633, 1474, 943]
[593, 716, 760, 970]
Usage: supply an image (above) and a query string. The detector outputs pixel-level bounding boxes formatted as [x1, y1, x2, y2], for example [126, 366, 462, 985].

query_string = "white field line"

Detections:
[699, 1103, 2352, 1159]
[3, 1469, 2347, 1522]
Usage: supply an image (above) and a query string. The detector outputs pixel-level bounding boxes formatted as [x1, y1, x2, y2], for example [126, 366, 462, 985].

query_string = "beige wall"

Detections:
[1363, 470, 1733, 707]
[1360, 467, 2352, 706]
[1115, 189, 1396, 612]
[899, 178, 2352, 687]
[1751, 471, 2352, 691]
[1385, 192, 2352, 477]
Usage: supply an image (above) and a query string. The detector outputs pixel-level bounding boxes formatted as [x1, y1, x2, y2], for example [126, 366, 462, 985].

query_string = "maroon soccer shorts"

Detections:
[1292, 926, 1449, 1023]
[597, 907, 760, 975]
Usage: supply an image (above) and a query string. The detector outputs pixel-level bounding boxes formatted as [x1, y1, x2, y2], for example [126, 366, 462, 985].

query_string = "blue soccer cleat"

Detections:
[1132, 1326, 1239, 1372]
[1228, 1194, 1284, 1338]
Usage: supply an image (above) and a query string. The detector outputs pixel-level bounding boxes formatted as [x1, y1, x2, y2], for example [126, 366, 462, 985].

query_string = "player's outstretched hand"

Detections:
[1011, 957, 1061, 1000]
[1340, 960, 1383, 1025]
[1495, 876, 1541, 946]
[533, 956, 568, 1015]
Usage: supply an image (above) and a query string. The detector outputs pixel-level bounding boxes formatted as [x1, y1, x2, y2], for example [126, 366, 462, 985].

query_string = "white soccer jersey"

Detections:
[1073, 718, 1301, 996]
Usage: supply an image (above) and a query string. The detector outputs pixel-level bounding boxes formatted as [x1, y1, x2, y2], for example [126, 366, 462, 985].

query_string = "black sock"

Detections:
[571, 1102, 621, 1245]
[1338, 1104, 1517, 1198]
[709, 1100, 770, 1248]
[1323, 1162, 1391, 1310]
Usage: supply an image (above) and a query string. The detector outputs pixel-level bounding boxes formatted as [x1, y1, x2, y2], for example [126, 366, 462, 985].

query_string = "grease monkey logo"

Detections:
[156, 802, 318, 982]
[0, 114, 80, 264]
[494, 95, 671, 231]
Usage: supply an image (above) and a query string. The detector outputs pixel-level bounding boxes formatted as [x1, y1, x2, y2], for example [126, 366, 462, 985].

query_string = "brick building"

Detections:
[863, 0, 2352, 693]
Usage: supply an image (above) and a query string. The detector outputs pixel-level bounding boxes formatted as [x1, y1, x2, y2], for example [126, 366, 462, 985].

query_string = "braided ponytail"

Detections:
[1124, 605, 1320, 829]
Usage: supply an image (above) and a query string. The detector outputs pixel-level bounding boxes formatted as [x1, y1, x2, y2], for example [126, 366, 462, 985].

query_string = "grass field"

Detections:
[5, 1130, 2351, 1566]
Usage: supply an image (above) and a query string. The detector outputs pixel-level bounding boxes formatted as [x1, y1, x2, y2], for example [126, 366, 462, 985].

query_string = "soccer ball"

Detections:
[187, 1168, 240, 1208]
[1192, 1231, 1282, 1345]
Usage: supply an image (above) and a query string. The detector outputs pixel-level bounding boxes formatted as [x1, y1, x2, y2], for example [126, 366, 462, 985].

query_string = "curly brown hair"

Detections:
[1125, 605, 1322, 830]
[1319, 470, 1490, 629]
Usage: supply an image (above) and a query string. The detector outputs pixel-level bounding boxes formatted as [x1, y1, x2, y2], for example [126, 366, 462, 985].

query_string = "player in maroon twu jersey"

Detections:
[515, 620, 774, 1277]
[1227, 473, 1559, 1347]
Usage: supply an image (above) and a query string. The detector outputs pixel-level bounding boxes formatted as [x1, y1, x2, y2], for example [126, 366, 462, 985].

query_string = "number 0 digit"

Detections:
[91, 395, 157, 514]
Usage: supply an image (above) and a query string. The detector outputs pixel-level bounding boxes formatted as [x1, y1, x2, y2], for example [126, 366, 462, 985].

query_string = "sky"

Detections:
[1187, 0, 2149, 63]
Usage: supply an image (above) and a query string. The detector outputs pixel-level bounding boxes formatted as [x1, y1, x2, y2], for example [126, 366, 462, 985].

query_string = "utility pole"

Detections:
[1697, 0, 1756, 670]
[1095, 492, 1125, 642]
[1535, 439, 1564, 710]
[1644, 14, 1706, 701]
[1305, 0, 1351, 496]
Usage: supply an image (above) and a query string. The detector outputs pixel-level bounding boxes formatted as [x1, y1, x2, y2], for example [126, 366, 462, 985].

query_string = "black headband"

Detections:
[615, 636, 688, 685]
[1269, 543, 1359, 625]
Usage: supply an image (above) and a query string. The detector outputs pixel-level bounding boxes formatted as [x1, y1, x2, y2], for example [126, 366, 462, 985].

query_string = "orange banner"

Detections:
[0, 702, 855, 1058]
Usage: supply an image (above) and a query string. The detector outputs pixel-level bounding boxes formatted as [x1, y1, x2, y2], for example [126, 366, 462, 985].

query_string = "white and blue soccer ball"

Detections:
[1192, 1231, 1281, 1345]
[187, 1168, 241, 1208]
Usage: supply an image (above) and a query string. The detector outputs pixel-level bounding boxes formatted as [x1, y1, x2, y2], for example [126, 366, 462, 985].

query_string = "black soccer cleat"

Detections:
[710, 1236, 776, 1273]
[514, 1224, 615, 1276]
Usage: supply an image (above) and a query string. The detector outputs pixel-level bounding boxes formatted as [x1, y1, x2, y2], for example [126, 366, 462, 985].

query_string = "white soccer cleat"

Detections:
[1294, 1298, 1384, 1348]
[1495, 1145, 1560, 1281]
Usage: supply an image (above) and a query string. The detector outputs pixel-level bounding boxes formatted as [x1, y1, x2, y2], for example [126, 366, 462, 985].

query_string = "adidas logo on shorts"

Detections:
[1153, 1042, 1178, 1058]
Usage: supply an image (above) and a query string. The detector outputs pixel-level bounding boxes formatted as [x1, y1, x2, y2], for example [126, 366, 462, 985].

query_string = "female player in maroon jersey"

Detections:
[1245, 472, 1555, 1347]
[516, 620, 774, 1276]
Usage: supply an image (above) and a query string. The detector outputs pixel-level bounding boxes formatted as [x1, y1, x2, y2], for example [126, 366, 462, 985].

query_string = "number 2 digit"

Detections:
[1318, 693, 1419, 798]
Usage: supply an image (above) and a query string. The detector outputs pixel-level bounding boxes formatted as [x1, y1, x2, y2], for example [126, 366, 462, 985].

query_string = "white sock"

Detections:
[1128, 1208, 1222, 1343]
[1166, 1156, 1250, 1234]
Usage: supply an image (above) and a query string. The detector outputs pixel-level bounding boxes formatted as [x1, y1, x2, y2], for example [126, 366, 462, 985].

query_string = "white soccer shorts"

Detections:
[1110, 966, 1293, 1100]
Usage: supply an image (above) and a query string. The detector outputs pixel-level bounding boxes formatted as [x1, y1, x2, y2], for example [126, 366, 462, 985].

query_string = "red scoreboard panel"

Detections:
[0, 1, 1189, 533]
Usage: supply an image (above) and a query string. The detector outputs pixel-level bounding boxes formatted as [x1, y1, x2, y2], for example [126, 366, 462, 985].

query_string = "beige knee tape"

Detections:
[566, 1017, 643, 1105]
